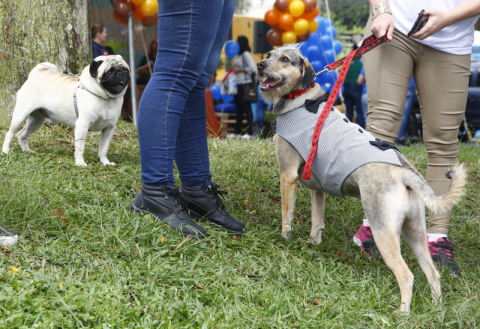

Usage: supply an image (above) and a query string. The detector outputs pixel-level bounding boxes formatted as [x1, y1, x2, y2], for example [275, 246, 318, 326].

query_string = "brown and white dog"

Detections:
[257, 44, 467, 313]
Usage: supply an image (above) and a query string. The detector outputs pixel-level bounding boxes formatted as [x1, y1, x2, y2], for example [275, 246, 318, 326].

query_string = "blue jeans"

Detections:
[397, 85, 417, 141]
[137, 0, 236, 187]
[343, 82, 365, 128]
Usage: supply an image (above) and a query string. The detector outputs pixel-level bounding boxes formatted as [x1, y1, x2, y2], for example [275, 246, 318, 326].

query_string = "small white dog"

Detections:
[2, 55, 130, 166]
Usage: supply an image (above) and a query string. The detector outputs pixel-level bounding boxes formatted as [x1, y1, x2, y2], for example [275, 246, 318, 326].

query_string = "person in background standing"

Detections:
[343, 45, 365, 128]
[91, 24, 109, 59]
[137, 38, 158, 85]
[232, 36, 256, 139]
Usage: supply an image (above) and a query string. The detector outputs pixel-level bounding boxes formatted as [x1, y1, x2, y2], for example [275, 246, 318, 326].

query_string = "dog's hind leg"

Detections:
[17, 111, 45, 152]
[2, 99, 36, 154]
[308, 189, 325, 244]
[402, 200, 441, 306]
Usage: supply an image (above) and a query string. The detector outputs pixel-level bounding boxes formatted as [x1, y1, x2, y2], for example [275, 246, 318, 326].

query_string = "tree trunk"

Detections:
[0, 0, 91, 117]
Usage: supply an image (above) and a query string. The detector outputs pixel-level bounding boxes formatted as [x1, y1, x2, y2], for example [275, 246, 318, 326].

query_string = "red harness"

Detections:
[301, 34, 390, 180]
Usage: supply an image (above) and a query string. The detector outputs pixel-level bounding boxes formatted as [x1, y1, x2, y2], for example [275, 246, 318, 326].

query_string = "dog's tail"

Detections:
[402, 164, 467, 214]
[29, 62, 59, 77]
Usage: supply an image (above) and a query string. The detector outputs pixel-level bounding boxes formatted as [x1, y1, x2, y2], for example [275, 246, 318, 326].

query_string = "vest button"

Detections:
[375, 138, 381, 142]
[359, 129, 363, 133]
[343, 118, 348, 123]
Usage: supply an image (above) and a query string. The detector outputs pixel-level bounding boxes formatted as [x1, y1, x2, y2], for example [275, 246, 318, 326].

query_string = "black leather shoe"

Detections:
[180, 183, 246, 234]
[130, 184, 206, 238]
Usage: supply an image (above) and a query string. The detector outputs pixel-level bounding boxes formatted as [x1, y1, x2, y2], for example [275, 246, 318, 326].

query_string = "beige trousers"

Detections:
[363, 17, 471, 234]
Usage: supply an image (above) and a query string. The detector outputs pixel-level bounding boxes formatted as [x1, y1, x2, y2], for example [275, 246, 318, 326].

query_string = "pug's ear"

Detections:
[300, 57, 316, 90]
[89, 60, 103, 78]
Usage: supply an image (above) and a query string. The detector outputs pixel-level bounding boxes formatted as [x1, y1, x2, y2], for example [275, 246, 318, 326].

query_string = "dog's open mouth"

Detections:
[260, 77, 284, 91]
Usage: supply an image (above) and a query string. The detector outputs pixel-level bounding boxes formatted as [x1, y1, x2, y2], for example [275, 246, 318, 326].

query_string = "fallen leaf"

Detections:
[52, 209, 69, 228]
[337, 251, 347, 260]
[132, 184, 141, 191]
[313, 299, 320, 305]
[195, 284, 205, 290]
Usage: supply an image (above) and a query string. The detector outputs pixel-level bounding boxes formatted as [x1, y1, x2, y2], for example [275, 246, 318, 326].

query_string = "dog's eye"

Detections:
[281, 57, 290, 62]
[106, 71, 113, 76]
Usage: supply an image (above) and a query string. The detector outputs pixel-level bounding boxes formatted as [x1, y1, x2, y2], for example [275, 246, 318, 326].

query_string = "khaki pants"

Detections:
[363, 17, 471, 234]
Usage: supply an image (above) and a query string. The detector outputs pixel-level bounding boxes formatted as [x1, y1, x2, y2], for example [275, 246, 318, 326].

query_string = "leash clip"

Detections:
[315, 66, 331, 76]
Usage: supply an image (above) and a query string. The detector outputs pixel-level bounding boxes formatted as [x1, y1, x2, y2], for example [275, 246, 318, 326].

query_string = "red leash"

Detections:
[302, 34, 389, 180]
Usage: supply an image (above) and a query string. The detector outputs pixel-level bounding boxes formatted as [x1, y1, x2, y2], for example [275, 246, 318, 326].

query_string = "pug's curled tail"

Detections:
[29, 62, 59, 77]
[402, 164, 467, 214]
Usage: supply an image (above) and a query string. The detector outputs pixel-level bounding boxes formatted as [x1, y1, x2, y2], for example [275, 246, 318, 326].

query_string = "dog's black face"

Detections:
[256, 45, 315, 103]
[89, 58, 131, 95]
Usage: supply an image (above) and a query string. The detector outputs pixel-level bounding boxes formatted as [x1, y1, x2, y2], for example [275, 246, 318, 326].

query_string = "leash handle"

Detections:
[303, 34, 389, 180]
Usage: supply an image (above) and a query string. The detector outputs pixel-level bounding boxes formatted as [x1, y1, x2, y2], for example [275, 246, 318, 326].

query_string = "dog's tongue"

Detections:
[261, 78, 277, 88]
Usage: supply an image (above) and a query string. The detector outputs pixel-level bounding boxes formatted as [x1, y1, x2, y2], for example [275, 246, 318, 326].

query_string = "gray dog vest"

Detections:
[276, 103, 403, 198]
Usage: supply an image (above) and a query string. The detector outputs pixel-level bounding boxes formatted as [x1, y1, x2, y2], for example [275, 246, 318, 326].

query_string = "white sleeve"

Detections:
[244, 52, 256, 75]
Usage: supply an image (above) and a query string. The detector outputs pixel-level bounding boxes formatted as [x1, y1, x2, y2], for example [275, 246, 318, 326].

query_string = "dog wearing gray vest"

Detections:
[257, 44, 467, 313]
[2, 55, 130, 167]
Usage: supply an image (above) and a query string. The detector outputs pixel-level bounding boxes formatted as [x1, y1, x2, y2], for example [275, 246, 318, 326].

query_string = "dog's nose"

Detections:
[257, 61, 267, 70]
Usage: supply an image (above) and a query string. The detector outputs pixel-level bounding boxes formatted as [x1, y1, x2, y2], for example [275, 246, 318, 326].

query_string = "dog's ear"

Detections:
[89, 60, 103, 78]
[300, 57, 316, 90]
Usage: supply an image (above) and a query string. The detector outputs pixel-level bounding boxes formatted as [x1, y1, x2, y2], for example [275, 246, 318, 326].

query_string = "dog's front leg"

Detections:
[98, 126, 116, 166]
[281, 172, 298, 239]
[308, 189, 325, 244]
[74, 120, 90, 167]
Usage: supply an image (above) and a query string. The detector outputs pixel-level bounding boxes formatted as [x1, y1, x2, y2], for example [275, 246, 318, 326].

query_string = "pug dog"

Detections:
[2, 55, 130, 166]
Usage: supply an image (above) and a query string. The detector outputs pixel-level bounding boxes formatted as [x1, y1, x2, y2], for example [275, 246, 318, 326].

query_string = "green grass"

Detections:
[0, 121, 479, 328]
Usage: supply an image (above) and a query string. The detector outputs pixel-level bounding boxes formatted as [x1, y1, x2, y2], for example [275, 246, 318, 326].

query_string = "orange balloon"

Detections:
[142, 12, 158, 27]
[141, 0, 158, 17]
[288, 1, 305, 17]
[131, 0, 145, 4]
[302, 6, 319, 21]
[278, 13, 294, 31]
[113, 11, 128, 24]
[134, 5, 145, 20]
[282, 31, 297, 44]
[309, 20, 318, 33]
[264, 10, 279, 26]
[293, 18, 309, 36]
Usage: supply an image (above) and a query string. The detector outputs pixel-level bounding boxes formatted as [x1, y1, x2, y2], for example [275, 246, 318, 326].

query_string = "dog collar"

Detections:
[281, 80, 315, 100]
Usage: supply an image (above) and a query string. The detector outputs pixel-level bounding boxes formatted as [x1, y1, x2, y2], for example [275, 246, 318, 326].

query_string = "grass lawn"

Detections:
[0, 120, 479, 328]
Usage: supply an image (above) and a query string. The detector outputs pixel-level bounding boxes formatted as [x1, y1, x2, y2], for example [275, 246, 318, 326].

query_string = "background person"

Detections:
[232, 36, 256, 139]
[91, 24, 109, 59]
[136, 38, 158, 85]
[354, 0, 480, 276]
[130, 0, 245, 238]
[343, 45, 365, 128]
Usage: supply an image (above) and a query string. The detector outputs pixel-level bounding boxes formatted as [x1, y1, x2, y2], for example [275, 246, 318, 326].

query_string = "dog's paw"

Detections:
[102, 161, 116, 166]
[75, 160, 87, 167]
[282, 225, 292, 239]
[307, 235, 322, 245]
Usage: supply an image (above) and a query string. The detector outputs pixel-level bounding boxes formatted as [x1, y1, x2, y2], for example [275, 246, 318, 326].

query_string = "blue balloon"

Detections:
[221, 93, 234, 104]
[307, 45, 321, 62]
[315, 17, 328, 35]
[307, 31, 320, 46]
[210, 84, 221, 101]
[310, 60, 323, 73]
[320, 35, 333, 51]
[333, 40, 342, 55]
[323, 49, 336, 63]
[225, 40, 240, 59]
[325, 26, 337, 39]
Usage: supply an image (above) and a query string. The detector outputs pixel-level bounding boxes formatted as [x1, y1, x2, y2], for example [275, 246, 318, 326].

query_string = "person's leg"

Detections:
[137, 0, 226, 187]
[354, 84, 365, 128]
[175, 0, 236, 185]
[132, 0, 230, 238]
[414, 44, 469, 276]
[397, 85, 416, 143]
[363, 17, 416, 144]
[245, 102, 254, 135]
[343, 83, 355, 121]
[175, 0, 245, 234]
[361, 93, 368, 125]
[355, 18, 417, 256]
[234, 85, 246, 135]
